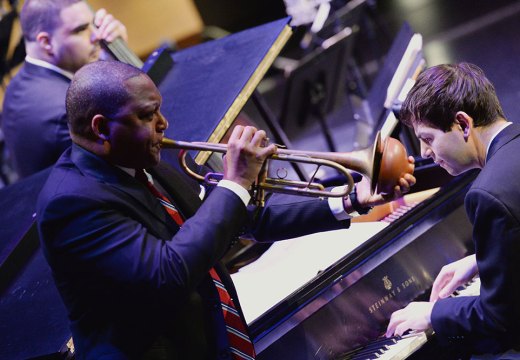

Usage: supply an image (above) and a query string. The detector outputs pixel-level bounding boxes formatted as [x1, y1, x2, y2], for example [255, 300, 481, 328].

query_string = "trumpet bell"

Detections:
[313, 131, 412, 195]
[374, 134, 412, 194]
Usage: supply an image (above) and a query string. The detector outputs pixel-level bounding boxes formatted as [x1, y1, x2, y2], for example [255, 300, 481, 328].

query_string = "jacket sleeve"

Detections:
[38, 186, 248, 299]
[431, 188, 520, 352]
[248, 192, 350, 242]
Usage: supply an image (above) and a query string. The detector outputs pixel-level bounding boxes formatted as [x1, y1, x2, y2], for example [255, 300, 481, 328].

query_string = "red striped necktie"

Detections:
[135, 169, 256, 359]
[209, 268, 256, 360]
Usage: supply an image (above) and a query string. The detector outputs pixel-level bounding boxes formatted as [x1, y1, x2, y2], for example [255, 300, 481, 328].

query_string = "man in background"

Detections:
[1, 0, 127, 178]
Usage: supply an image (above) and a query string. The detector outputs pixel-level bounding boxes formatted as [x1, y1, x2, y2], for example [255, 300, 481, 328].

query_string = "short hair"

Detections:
[66, 61, 145, 139]
[21, 0, 82, 41]
[400, 62, 505, 132]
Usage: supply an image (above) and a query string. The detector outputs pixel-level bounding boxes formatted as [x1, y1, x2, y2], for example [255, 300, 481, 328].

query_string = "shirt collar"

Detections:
[485, 122, 512, 160]
[25, 55, 74, 80]
[118, 166, 207, 200]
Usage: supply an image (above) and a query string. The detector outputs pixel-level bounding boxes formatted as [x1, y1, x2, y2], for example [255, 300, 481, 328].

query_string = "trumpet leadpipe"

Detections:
[161, 138, 227, 153]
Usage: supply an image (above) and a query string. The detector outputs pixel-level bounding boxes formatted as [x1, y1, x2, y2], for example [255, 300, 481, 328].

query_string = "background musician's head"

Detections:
[21, 0, 127, 73]
[399, 62, 507, 176]
[66, 61, 168, 169]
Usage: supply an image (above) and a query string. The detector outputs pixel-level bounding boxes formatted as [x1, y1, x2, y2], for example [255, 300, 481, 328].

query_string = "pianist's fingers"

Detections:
[385, 301, 434, 337]
[429, 272, 453, 302]
[430, 255, 478, 301]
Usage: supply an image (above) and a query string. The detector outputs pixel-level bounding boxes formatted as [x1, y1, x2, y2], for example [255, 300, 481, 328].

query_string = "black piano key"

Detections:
[349, 346, 385, 358]
[339, 336, 399, 359]
[358, 339, 396, 353]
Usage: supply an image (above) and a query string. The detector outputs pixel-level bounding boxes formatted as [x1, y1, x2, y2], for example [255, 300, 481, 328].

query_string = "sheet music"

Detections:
[380, 110, 399, 140]
[231, 222, 388, 323]
[283, 0, 331, 26]
[384, 33, 423, 109]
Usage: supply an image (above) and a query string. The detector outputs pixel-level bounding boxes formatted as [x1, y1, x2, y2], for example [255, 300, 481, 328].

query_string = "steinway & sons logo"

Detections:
[383, 275, 392, 290]
[368, 275, 417, 314]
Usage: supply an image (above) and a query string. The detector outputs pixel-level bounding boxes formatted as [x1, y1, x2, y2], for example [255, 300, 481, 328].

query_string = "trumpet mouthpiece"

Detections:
[161, 138, 178, 148]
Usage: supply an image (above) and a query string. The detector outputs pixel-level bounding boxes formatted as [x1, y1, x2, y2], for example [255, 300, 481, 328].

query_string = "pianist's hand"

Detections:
[355, 156, 416, 208]
[429, 255, 478, 301]
[385, 301, 434, 338]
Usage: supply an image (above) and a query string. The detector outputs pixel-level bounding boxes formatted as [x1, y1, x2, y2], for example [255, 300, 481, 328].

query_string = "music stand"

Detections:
[348, 22, 418, 149]
[279, 25, 358, 152]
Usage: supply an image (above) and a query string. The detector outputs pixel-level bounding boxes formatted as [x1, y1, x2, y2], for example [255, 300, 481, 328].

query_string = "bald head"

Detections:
[66, 61, 146, 139]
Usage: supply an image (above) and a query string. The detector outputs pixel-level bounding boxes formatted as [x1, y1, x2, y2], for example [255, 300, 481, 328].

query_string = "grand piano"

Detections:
[232, 167, 477, 359]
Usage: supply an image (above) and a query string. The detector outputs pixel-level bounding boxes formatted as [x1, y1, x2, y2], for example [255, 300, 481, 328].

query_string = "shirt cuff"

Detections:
[328, 186, 352, 221]
[218, 180, 251, 206]
[198, 185, 206, 200]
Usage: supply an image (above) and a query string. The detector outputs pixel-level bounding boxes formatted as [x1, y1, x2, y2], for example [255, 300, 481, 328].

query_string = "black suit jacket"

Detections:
[432, 123, 520, 353]
[2, 62, 71, 178]
[37, 144, 348, 359]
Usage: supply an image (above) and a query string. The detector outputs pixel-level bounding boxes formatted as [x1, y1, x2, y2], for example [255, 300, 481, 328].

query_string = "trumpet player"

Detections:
[36, 61, 415, 360]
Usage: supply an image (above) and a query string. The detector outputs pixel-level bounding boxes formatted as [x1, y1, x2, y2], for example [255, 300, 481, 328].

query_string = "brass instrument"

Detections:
[161, 132, 412, 206]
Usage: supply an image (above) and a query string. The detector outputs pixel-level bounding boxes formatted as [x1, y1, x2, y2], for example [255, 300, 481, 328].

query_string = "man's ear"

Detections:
[92, 115, 110, 141]
[455, 111, 472, 141]
[35, 32, 53, 54]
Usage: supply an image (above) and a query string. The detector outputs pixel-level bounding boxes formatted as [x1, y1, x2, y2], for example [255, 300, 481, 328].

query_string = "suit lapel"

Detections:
[70, 144, 175, 230]
[149, 160, 203, 219]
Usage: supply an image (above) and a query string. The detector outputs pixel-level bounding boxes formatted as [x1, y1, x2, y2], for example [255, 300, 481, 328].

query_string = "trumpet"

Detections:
[161, 132, 413, 206]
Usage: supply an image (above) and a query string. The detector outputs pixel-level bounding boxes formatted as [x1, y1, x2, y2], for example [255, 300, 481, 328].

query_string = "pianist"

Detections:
[36, 61, 415, 359]
[1, 0, 127, 179]
[386, 62, 520, 356]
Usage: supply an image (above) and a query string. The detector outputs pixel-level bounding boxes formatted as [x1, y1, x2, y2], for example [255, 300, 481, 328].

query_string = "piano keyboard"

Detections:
[339, 332, 428, 360]
[339, 277, 481, 360]
[352, 188, 439, 224]
[381, 202, 418, 223]
[451, 277, 480, 297]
